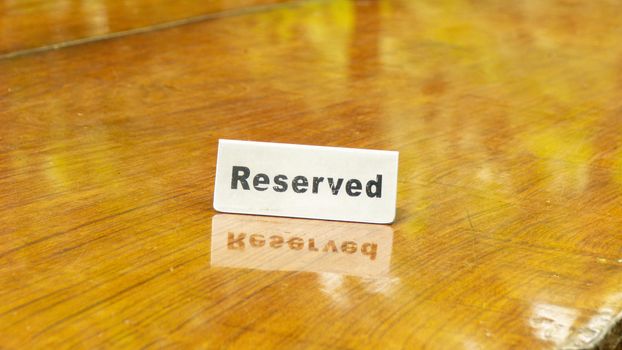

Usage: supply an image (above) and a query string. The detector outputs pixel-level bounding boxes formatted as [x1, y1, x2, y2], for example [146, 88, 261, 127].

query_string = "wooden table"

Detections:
[1, 0, 621, 348]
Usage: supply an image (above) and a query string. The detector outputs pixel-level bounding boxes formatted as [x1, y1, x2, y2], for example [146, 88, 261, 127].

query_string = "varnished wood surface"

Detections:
[0, 0, 292, 56]
[1, 0, 622, 349]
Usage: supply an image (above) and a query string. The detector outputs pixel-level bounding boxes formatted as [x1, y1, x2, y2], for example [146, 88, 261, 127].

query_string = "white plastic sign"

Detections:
[213, 139, 399, 224]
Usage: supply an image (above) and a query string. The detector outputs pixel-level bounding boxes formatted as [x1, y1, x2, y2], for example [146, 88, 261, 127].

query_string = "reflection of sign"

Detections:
[210, 214, 393, 277]
[213, 139, 399, 223]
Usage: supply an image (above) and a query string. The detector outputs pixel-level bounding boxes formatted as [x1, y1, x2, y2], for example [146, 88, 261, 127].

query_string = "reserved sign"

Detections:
[213, 139, 398, 223]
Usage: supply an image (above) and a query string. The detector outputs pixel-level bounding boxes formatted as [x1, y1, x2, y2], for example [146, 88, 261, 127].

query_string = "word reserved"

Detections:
[213, 139, 399, 223]
[230, 166, 383, 197]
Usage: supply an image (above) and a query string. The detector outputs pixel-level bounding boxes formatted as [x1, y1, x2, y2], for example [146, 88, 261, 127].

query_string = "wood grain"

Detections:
[0, 0, 293, 56]
[1, 0, 622, 348]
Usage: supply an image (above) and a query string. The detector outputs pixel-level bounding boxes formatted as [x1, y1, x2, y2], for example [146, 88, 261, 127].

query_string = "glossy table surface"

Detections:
[1, 0, 622, 349]
[0, 0, 291, 56]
